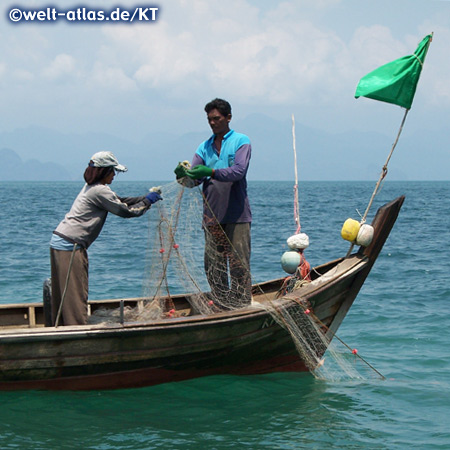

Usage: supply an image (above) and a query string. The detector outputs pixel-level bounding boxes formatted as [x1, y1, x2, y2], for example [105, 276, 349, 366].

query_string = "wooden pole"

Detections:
[362, 108, 409, 223]
[345, 108, 409, 258]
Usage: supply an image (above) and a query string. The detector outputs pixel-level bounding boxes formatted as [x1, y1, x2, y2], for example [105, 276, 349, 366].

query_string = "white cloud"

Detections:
[130, 24, 200, 87]
[98, 1, 352, 104]
[42, 53, 76, 80]
[1, 0, 449, 139]
[90, 62, 138, 91]
[350, 26, 407, 70]
[12, 68, 34, 81]
[418, 27, 450, 107]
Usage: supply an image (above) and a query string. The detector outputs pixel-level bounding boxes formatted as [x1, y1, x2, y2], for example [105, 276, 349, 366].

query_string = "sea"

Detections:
[0, 180, 449, 449]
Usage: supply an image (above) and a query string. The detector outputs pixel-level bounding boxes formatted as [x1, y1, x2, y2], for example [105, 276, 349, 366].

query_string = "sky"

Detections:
[1, 0, 449, 178]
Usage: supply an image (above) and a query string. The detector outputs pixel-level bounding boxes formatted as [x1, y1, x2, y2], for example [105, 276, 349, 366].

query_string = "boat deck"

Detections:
[0, 254, 366, 335]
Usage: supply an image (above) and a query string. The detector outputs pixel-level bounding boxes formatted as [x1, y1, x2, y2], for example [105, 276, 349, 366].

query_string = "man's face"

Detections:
[207, 108, 231, 135]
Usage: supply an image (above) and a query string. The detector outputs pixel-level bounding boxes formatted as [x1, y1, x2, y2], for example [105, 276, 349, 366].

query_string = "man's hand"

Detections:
[174, 161, 189, 179]
[186, 165, 213, 180]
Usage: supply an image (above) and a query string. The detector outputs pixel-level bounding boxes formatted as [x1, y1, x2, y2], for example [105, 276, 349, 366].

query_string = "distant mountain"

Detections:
[0, 116, 448, 181]
[0, 148, 73, 181]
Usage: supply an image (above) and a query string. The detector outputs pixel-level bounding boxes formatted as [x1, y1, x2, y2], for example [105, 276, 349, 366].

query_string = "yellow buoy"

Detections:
[341, 218, 360, 243]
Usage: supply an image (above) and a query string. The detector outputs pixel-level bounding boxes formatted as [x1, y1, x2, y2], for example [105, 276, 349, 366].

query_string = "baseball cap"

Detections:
[89, 151, 127, 172]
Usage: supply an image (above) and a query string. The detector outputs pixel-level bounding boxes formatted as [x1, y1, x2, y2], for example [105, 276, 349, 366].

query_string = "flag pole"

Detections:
[346, 33, 432, 258]
[345, 107, 409, 258]
[361, 107, 409, 223]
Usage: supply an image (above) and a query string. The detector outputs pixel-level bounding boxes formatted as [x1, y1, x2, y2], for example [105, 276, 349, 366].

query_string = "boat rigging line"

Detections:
[287, 295, 386, 380]
[346, 107, 410, 258]
[292, 113, 301, 234]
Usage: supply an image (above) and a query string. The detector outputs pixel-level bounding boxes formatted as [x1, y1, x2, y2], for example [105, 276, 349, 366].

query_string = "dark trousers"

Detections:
[50, 247, 89, 326]
[204, 223, 251, 308]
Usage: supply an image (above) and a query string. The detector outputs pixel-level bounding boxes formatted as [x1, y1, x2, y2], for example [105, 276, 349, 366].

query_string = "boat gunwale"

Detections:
[0, 253, 369, 341]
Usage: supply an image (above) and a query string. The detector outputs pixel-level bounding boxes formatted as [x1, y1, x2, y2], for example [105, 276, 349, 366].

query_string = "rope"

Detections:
[146, 188, 184, 304]
[285, 296, 385, 379]
[292, 114, 301, 234]
[326, 329, 385, 379]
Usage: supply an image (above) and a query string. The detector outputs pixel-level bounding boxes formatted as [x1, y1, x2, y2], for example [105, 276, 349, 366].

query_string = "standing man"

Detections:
[175, 98, 252, 309]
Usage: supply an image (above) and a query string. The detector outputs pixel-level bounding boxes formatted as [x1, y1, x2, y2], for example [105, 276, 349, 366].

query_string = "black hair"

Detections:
[83, 164, 114, 185]
[204, 98, 232, 117]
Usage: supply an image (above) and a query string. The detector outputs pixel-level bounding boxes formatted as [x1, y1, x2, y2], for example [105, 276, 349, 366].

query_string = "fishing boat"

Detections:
[0, 196, 404, 391]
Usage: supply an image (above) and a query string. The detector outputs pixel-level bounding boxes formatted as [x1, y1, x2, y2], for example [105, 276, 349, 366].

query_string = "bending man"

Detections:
[50, 151, 162, 326]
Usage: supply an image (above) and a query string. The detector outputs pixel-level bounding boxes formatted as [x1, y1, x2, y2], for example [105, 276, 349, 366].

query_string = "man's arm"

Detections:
[191, 153, 204, 167]
[118, 195, 146, 205]
[212, 144, 251, 182]
[95, 186, 151, 218]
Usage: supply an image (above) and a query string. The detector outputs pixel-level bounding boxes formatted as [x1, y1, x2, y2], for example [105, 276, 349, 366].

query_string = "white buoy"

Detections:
[356, 224, 374, 247]
[287, 233, 309, 250]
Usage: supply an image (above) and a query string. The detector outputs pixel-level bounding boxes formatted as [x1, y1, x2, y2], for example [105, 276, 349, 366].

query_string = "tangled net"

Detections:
[90, 181, 381, 381]
[137, 181, 252, 320]
[265, 295, 379, 380]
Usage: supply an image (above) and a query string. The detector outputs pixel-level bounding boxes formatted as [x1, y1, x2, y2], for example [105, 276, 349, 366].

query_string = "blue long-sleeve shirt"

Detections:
[192, 129, 252, 225]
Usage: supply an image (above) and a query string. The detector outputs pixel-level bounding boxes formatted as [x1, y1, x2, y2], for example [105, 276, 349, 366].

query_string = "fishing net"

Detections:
[89, 180, 382, 381]
[137, 180, 252, 320]
[263, 293, 381, 381]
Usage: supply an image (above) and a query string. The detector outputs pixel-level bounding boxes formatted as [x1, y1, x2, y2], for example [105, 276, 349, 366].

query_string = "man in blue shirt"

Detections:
[175, 98, 252, 309]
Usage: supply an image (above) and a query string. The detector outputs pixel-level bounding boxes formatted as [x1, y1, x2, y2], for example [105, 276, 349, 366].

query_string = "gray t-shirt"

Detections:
[53, 183, 150, 249]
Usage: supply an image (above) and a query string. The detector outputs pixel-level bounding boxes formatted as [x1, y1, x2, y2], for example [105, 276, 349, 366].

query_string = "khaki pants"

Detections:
[50, 247, 89, 326]
[204, 223, 251, 309]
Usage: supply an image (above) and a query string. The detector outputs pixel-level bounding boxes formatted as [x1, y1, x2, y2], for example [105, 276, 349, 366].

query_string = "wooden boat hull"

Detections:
[0, 197, 404, 390]
[0, 309, 306, 390]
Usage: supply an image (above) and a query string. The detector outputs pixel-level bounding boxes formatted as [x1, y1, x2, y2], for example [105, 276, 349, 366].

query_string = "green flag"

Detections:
[355, 34, 432, 109]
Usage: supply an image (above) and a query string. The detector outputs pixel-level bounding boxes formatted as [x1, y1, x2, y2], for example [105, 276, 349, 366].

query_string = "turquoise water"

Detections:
[0, 181, 449, 449]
